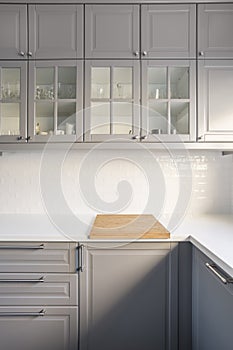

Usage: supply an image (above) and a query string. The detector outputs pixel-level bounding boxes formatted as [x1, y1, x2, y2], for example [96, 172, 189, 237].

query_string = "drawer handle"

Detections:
[78, 245, 85, 272]
[0, 309, 45, 317]
[0, 244, 45, 250]
[205, 263, 233, 284]
[0, 277, 44, 283]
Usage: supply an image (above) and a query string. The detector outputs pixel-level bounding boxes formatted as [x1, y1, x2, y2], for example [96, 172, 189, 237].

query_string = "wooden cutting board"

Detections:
[89, 214, 170, 239]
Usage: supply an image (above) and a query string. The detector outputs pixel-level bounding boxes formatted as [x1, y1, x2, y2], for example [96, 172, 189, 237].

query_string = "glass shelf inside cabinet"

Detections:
[148, 67, 167, 100]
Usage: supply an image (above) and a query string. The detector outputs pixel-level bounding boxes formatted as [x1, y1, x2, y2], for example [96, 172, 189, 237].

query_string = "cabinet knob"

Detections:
[133, 51, 139, 57]
[140, 135, 148, 140]
[142, 51, 147, 56]
[26, 136, 32, 141]
[132, 135, 140, 140]
[18, 51, 25, 57]
[17, 136, 24, 141]
[27, 51, 33, 57]
[199, 51, 204, 57]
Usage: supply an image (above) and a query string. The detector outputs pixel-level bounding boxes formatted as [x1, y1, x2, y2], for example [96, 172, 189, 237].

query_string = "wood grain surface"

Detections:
[89, 214, 170, 239]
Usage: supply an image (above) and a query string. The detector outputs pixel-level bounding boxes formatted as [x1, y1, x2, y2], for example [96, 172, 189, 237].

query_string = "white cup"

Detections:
[66, 123, 74, 135]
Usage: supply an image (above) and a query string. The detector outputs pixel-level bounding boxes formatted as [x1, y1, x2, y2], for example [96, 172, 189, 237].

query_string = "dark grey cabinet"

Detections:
[192, 247, 233, 350]
[198, 60, 233, 142]
[85, 5, 139, 59]
[198, 4, 233, 59]
[141, 5, 196, 59]
[79, 242, 178, 350]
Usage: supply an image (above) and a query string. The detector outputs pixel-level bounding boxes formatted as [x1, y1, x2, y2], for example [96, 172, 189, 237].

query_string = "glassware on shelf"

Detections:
[35, 85, 54, 100]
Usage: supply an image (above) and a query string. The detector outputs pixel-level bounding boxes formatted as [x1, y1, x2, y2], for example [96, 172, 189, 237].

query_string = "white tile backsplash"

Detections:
[0, 150, 232, 226]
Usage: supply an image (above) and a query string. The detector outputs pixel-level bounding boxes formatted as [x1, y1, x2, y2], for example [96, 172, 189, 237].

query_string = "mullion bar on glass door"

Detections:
[167, 66, 171, 135]
[54, 66, 58, 135]
[110, 66, 113, 135]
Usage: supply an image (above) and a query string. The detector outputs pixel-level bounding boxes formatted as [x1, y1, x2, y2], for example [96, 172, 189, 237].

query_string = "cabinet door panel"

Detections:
[0, 61, 27, 143]
[0, 306, 78, 350]
[141, 5, 196, 59]
[85, 5, 139, 59]
[198, 4, 233, 59]
[192, 248, 233, 350]
[198, 60, 233, 142]
[0, 5, 27, 59]
[80, 243, 177, 350]
[29, 5, 83, 59]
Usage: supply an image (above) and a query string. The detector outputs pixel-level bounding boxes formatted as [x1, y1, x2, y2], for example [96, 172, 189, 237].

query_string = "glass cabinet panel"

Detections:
[29, 61, 83, 141]
[0, 63, 26, 141]
[142, 60, 195, 141]
[86, 61, 140, 141]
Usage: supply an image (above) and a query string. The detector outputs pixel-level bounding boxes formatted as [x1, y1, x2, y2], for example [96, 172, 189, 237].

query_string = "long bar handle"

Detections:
[0, 277, 44, 283]
[0, 244, 45, 250]
[205, 263, 233, 284]
[78, 245, 85, 272]
[0, 309, 45, 317]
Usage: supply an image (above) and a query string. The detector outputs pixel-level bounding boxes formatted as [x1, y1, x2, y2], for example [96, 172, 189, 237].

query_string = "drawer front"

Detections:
[0, 243, 77, 273]
[0, 273, 78, 306]
[0, 306, 78, 350]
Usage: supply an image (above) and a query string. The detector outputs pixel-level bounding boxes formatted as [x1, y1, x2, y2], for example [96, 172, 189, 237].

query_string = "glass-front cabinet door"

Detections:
[28, 61, 83, 142]
[0, 62, 27, 142]
[141, 60, 196, 142]
[85, 60, 140, 141]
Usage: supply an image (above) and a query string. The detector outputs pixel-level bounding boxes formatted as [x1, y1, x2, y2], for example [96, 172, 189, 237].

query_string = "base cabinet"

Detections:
[79, 242, 178, 350]
[192, 247, 233, 350]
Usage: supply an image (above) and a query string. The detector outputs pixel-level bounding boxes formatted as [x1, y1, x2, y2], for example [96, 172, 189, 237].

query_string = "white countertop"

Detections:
[0, 213, 232, 277]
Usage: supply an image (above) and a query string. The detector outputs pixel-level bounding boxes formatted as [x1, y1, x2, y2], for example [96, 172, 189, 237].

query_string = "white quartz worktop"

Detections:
[0, 214, 232, 277]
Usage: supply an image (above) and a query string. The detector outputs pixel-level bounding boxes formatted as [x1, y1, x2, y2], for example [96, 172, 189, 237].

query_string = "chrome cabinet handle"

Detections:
[78, 245, 85, 272]
[18, 51, 25, 57]
[0, 309, 45, 317]
[133, 51, 139, 57]
[0, 277, 44, 283]
[205, 263, 233, 284]
[140, 135, 148, 140]
[0, 244, 45, 250]
[132, 135, 140, 140]
[17, 136, 25, 141]
[27, 51, 33, 57]
[199, 51, 204, 56]
[142, 51, 147, 56]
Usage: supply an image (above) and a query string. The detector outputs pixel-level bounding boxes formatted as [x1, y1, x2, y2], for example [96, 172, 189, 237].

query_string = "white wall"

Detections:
[0, 149, 232, 231]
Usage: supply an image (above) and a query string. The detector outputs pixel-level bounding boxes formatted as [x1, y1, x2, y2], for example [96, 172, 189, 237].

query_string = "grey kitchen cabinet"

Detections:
[0, 306, 78, 350]
[0, 4, 83, 60]
[198, 4, 233, 59]
[141, 60, 196, 142]
[84, 60, 140, 141]
[85, 5, 139, 59]
[141, 5, 196, 59]
[0, 5, 27, 60]
[192, 247, 233, 350]
[198, 60, 233, 142]
[0, 61, 27, 142]
[29, 5, 83, 59]
[0, 242, 78, 350]
[28, 60, 83, 142]
[79, 242, 178, 350]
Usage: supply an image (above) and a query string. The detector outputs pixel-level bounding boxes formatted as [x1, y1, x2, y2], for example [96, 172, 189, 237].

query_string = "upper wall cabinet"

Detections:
[0, 5, 27, 60]
[141, 5, 196, 59]
[198, 60, 233, 142]
[85, 5, 139, 59]
[0, 5, 83, 60]
[29, 5, 83, 59]
[198, 4, 233, 59]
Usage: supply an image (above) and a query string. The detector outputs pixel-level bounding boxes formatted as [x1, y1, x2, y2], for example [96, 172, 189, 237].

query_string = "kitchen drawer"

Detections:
[0, 242, 77, 273]
[0, 273, 78, 306]
[0, 306, 78, 350]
